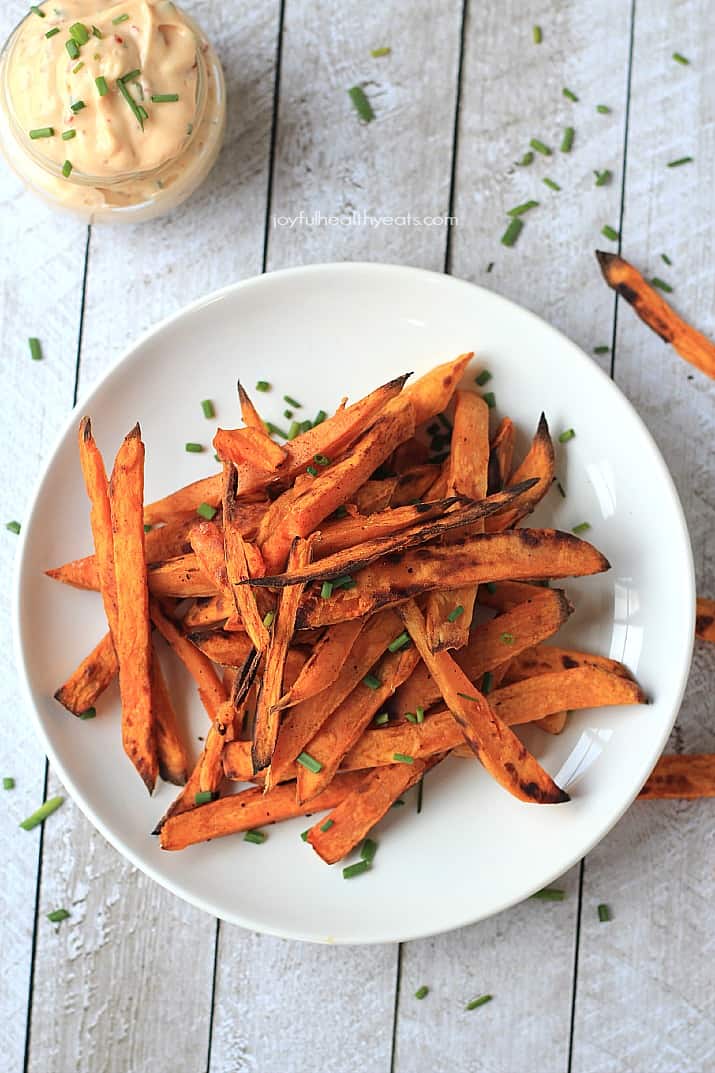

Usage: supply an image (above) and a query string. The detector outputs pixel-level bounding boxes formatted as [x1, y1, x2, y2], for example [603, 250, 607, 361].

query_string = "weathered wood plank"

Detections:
[393, 2, 633, 1070]
[26, 3, 281, 1071]
[572, 2, 715, 1068]
[0, 7, 88, 1070]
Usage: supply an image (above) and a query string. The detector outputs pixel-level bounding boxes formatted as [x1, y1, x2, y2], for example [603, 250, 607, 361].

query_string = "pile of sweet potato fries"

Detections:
[45, 353, 708, 868]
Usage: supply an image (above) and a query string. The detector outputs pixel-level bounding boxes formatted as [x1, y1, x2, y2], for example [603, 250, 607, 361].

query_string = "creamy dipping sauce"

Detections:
[0, 0, 225, 220]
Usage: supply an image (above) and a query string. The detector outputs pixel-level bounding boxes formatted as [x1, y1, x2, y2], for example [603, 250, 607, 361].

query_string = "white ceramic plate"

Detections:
[15, 263, 694, 945]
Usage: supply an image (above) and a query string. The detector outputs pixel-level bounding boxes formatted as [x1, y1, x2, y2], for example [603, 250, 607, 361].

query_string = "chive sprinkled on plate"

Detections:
[672, 52, 689, 64]
[558, 428, 575, 443]
[529, 138, 551, 155]
[6, 520, 21, 534]
[560, 126, 575, 153]
[373, 712, 389, 726]
[500, 631, 515, 644]
[457, 691, 480, 703]
[598, 903, 611, 922]
[661, 252, 673, 265]
[405, 713, 418, 724]
[28, 337, 43, 360]
[594, 169, 611, 186]
[73, 61, 85, 73]
[593, 345, 610, 354]
[507, 200, 539, 217]
[482, 391, 496, 408]
[300, 829, 309, 841]
[244, 829, 266, 844]
[363, 674, 381, 690]
[287, 420, 301, 440]
[531, 887, 565, 901]
[151, 93, 180, 103]
[532, 25, 542, 43]
[601, 224, 619, 240]
[314, 453, 330, 467]
[392, 798, 405, 807]
[283, 394, 301, 408]
[348, 85, 375, 122]
[667, 156, 693, 167]
[70, 99, 86, 113]
[416, 706, 424, 724]
[361, 837, 378, 862]
[596, 104, 610, 113]
[481, 671, 493, 694]
[29, 127, 54, 139]
[194, 790, 215, 805]
[19, 795, 64, 830]
[650, 277, 673, 293]
[343, 859, 370, 878]
[562, 87, 579, 101]
[466, 994, 493, 1011]
[45, 27, 60, 38]
[201, 399, 215, 418]
[314, 409, 327, 425]
[266, 421, 289, 438]
[371, 46, 391, 57]
[388, 631, 411, 653]
[62, 129, 76, 140]
[121, 69, 141, 83]
[475, 369, 492, 386]
[415, 985, 429, 1000]
[79, 707, 96, 720]
[572, 521, 591, 534]
[283, 409, 293, 419]
[306, 465, 318, 477]
[447, 605, 464, 622]
[393, 753, 414, 764]
[112, 12, 130, 23]
[516, 151, 534, 166]
[30, 5, 46, 16]
[47, 908, 70, 923]
[62, 159, 73, 178]
[196, 502, 217, 520]
[320, 581, 333, 599]
[117, 76, 144, 128]
[262, 611, 275, 628]
[333, 575, 355, 590]
[69, 21, 89, 44]
[297, 751, 322, 773]
[66, 39, 80, 60]
[542, 177, 561, 191]
[320, 818, 334, 832]
[95, 76, 109, 96]
[500, 218, 522, 247]
[3, 777, 15, 789]
[485, 581, 497, 594]
[185, 442, 203, 453]
[92, 25, 103, 38]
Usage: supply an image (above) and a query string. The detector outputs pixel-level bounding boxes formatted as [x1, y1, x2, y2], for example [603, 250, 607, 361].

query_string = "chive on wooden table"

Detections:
[1, 2, 713, 1071]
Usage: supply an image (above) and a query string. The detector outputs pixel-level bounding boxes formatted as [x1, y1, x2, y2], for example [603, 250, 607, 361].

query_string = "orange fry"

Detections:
[150, 599, 228, 720]
[214, 426, 288, 470]
[152, 648, 189, 786]
[54, 630, 118, 716]
[488, 416, 515, 493]
[639, 754, 715, 799]
[224, 466, 270, 653]
[276, 619, 364, 710]
[696, 597, 715, 642]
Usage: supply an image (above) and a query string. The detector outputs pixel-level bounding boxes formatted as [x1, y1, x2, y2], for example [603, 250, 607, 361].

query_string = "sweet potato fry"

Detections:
[535, 711, 568, 734]
[269, 610, 402, 786]
[401, 352, 472, 424]
[182, 592, 234, 631]
[398, 600, 568, 804]
[313, 496, 463, 559]
[638, 754, 715, 799]
[426, 391, 490, 651]
[214, 426, 288, 470]
[160, 771, 366, 851]
[259, 400, 416, 574]
[186, 629, 254, 666]
[297, 645, 421, 803]
[109, 425, 157, 794]
[237, 381, 266, 431]
[54, 630, 118, 715]
[477, 580, 547, 611]
[487, 666, 646, 725]
[395, 588, 573, 716]
[252, 483, 537, 588]
[307, 761, 425, 864]
[391, 437, 430, 472]
[152, 648, 189, 786]
[148, 554, 217, 598]
[253, 537, 314, 773]
[390, 464, 443, 507]
[488, 417, 515, 494]
[46, 554, 99, 590]
[153, 758, 203, 832]
[502, 643, 635, 684]
[276, 619, 364, 710]
[144, 472, 223, 526]
[296, 529, 610, 629]
[190, 521, 232, 598]
[353, 478, 399, 514]
[150, 599, 228, 720]
[596, 251, 715, 380]
[696, 597, 715, 642]
[485, 414, 554, 531]
[224, 466, 270, 653]
[78, 418, 119, 634]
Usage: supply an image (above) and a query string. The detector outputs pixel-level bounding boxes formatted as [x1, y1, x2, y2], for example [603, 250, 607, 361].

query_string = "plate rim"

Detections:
[13, 260, 695, 944]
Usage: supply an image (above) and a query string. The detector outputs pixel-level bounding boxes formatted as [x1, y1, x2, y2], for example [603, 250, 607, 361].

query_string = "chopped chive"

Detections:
[332, 575, 355, 590]
[388, 631, 411, 653]
[6, 521, 21, 534]
[531, 888, 565, 901]
[475, 369, 492, 385]
[481, 671, 493, 694]
[560, 126, 575, 153]
[70, 100, 86, 113]
[30, 5, 46, 16]
[201, 399, 215, 419]
[562, 87, 579, 101]
[532, 25, 542, 43]
[45, 27, 60, 38]
[593, 345, 610, 354]
[287, 420, 301, 440]
[196, 502, 217, 520]
[457, 691, 481, 703]
[28, 337, 43, 361]
[151, 93, 180, 103]
[320, 581, 334, 599]
[596, 104, 610, 114]
[486, 262, 494, 272]
[507, 200, 539, 217]
[542, 177, 561, 191]
[650, 277, 673, 293]
[594, 169, 612, 186]
[485, 582, 497, 594]
[300, 419, 312, 433]
[661, 253, 672, 266]
[482, 391, 496, 409]
[447, 605, 465, 623]
[262, 611, 275, 628]
[374, 713, 389, 726]
[306, 465, 318, 477]
[112, 13, 129, 23]
[3, 777, 15, 789]
[415, 985, 429, 1000]
[313, 453, 330, 466]
[667, 156, 693, 167]
[500, 631, 515, 645]
[283, 409, 293, 419]
[66, 39, 80, 59]
[558, 428, 575, 443]
[416, 707, 425, 724]
[371, 46, 391, 57]
[393, 753, 414, 764]
[47, 908, 70, 923]
[516, 151, 534, 166]
[69, 21, 89, 44]
[529, 138, 551, 155]
[79, 707, 96, 720]
[61, 159, 72, 178]
[297, 751, 322, 774]
[405, 713, 418, 724]
[313, 409, 327, 425]
[300, 829, 310, 841]
[194, 790, 215, 805]
[185, 442, 203, 453]
[62, 129, 76, 140]
[29, 127, 54, 139]
[598, 903, 611, 922]
[117, 77, 144, 129]
[92, 25, 103, 38]
[392, 799, 405, 808]
[466, 994, 493, 1011]
[343, 859, 371, 878]
[601, 224, 619, 241]
[266, 421, 290, 439]
[572, 521, 591, 534]
[348, 84, 375, 122]
[283, 394, 301, 408]
[121, 69, 141, 83]
[363, 674, 381, 690]
[95, 75, 109, 96]
[244, 829, 266, 844]
[144, 524, 152, 532]
[320, 818, 334, 832]
[672, 52, 689, 65]
[19, 796, 64, 830]
[556, 480, 566, 497]
[500, 218, 523, 247]
[361, 837, 378, 862]
[72, 62, 84, 73]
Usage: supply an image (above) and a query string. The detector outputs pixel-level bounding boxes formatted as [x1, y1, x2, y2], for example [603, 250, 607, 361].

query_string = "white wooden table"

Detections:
[2, 2, 713, 1070]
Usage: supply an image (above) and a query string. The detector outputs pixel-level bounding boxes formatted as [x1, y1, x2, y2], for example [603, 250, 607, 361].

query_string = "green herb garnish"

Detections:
[348, 85, 375, 122]
[373, 713, 389, 726]
[194, 790, 215, 805]
[29, 127, 54, 139]
[45, 27, 60, 38]
[79, 707, 96, 720]
[296, 751, 322, 773]
[61, 159, 73, 177]
[388, 631, 411, 653]
[69, 21, 89, 44]
[661, 253, 672, 266]
[672, 52, 689, 65]
[112, 13, 130, 24]
[262, 611, 275, 629]
[244, 829, 266, 844]
[447, 605, 464, 622]
[596, 104, 610, 114]
[6, 521, 21, 534]
[363, 674, 381, 690]
[371, 46, 391, 57]
[529, 138, 551, 155]
[66, 39, 80, 60]
[572, 521, 591, 534]
[532, 25, 542, 43]
[482, 391, 496, 408]
[466, 994, 492, 1011]
[507, 200, 539, 217]
[598, 903, 611, 922]
[558, 428, 575, 443]
[531, 888, 565, 901]
[361, 837, 378, 862]
[62, 129, 76, 140]
[320, 581, 334, 599]
[70, 100, 86, 113]
[201, 399, 215, 418]
[475, 369, 492, 385]
[601, 224, 619, 240]
[30, 5, 46, 17]
[542, 177, 561, 191]
[320, 818, 334, 832]
[593, 345, 610, 354]
[560, 126, 575, 153]
[117, 77, 144, 129]
[393, 753, 414, 764]
[185, 442, 203, 453]
[594, 169, 611, 186]
[481, 671, 493, 694]
[3, 777, 15, 790]
[196, 502, 217, 520]
[19, 795, 64, 830]
[516, 151, 534, 166]
[28, 337, 43, 360]
[500, 218, 523, 247]
[151, 93, 180, 103]
[650, 277, 673, 293]
[343, 859, 370, 878]
[95, 76, 109, 96]
[415, 985, 429, 999]
[562, 87, 578, 101]
[667, 156, 693, 167]
[47, 908, 70, 923]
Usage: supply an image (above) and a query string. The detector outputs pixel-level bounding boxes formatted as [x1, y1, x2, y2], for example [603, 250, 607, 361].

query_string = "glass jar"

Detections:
[0, 2, 226, 223]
